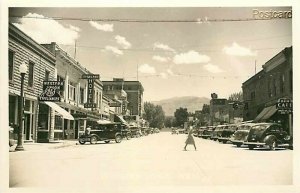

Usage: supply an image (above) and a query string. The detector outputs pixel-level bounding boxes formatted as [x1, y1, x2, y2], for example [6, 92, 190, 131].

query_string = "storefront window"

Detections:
[54, 115, 63, 130]
[9, 95, 17, 124]
[79, 120, 85, 131]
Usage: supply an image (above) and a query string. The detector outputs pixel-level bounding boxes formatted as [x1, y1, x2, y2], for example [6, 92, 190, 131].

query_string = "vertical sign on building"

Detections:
[82, 74, 99, 109]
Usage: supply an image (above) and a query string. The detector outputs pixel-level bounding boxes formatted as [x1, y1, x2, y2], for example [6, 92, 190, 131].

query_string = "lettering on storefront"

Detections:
[276, 98, 293, 114]
[39, 81, 64, 102]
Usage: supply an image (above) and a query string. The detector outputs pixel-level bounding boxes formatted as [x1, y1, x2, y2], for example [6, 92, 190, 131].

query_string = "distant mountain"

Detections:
[150, 96, 210, 116]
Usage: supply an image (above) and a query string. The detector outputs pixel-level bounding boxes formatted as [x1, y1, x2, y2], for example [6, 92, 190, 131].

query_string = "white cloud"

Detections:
[89, 21, 113, 32]
[153, 42, 175, 52]
[115, 35, 131, 49]
[160, 72, 168, 79]
[167, 68, 174, 75]
[223, 42, 257, 56]
[13, 13, 80, 44]
[105, 46, 123, 56]
[152, 55, 170, 63]
[138, 64, 156, 74]
[173, 50, 210, 64]
[203, 63, 224, 73]
[69, 24, 81, 32]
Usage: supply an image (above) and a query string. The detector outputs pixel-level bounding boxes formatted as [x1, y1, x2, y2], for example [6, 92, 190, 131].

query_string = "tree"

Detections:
[174, 107, 188, 127]
[228, 91, 243, 102]
[143, 102, 165, 128]
[202, 104, 210, 114]
[164, 116, 176, 128]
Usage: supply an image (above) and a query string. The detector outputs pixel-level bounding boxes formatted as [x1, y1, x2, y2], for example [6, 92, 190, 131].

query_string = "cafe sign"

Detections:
[39, 81, 64, 102]
[276, 98, 292, 114]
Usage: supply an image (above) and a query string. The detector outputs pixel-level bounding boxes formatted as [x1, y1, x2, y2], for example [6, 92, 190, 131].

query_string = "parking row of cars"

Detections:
[78, 122, 160, 145]
[192, 122, 293, 150]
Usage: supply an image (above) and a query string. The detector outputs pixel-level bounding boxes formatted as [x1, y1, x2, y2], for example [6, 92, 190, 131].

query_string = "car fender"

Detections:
[115, 132, 122, 137]
[263, 135, 277, 144]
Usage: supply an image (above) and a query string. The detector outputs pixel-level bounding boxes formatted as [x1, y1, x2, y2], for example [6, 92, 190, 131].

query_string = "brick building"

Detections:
[103, 78, 144, 117]
[209, 98, 230, 126]
[242, 46, 293, 135]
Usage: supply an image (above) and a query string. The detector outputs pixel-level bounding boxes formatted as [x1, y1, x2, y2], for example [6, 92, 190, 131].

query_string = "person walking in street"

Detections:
[184, 126, 197, 151]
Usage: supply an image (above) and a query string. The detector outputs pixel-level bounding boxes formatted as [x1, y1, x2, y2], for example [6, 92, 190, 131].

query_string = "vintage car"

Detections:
[230, 123, 256, 147]
[202, 126, 215, 139]
[120, 125, 131, 140]
[129, 126, 142, 138]
[211, 125, 224, 141]
[218, 124, 238, 144]
[230, 123, 250, 147]
[244, 122, 291, 150]
[78, 122, 123, 144]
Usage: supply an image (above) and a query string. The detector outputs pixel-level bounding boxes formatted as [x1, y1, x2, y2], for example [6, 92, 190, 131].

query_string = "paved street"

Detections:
[10, 131, 292, 189]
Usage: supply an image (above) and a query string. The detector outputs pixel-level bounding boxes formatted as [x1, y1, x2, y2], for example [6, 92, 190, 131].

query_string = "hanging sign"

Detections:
[39, 81, 64, 102]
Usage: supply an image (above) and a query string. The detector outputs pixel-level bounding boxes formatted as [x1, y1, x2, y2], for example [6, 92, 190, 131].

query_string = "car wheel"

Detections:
[268, 140, 277, 151]
[115, 135, 122, 143]
[248, 145, 255, 150]
[104, 140, 110, 143]
[78, 138, 86, 145]
[126, 135, 131, 140]
[223, 140, 227, 144]
[90, 136, 97, 144]
[236, 144, 241, 147]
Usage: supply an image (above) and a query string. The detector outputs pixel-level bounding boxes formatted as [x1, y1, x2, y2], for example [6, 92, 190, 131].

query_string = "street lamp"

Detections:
[15, 62, 27, 151]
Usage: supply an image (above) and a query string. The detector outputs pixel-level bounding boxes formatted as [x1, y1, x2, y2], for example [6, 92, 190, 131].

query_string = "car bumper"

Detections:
[231, 139, 245, 144]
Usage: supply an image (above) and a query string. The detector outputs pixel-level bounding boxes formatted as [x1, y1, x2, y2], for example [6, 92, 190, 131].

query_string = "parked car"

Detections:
[244, 122, 291, 150]
[230, 123, 256, 147]
[78, 122, 123, 144]
[130, 127, 142, 138]
[218, 124, 238, 144]
[211, 125, 224, 141]
[120, 125, 131, 140]
[202, 126, 215, 139]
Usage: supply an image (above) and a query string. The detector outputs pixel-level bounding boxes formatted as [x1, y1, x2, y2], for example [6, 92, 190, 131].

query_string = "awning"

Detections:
[97, 120, 113, 124]
[254, 105, 277, 122]
[261, 105, 277, 121]
[44, 102, 74, 120]
[115, 115, 129, 125]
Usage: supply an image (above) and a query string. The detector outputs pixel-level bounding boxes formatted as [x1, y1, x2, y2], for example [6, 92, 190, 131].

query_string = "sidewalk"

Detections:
[9, 140, 78, 152]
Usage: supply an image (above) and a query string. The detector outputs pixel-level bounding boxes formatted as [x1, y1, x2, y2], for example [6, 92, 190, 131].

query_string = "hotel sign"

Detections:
[39, 81, 64, 102]
[82, 74, 99, 108]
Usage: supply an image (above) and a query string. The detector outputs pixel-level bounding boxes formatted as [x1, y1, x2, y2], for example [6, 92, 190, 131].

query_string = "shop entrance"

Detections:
[75, 120, 79, 139]
[24, 113, 31, 140]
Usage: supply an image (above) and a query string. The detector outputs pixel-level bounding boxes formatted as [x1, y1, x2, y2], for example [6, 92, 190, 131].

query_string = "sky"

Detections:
[9, 7, 292, 101]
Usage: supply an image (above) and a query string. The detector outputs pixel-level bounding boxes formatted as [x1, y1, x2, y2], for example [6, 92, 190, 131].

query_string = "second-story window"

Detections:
[68, 82, 76, 101]
[57, 75, 65, 98]
[80, 88, 84, 104]
[9, 50, 14, 82]
[45, 70, 50, 81]
[28, 61, 34, 88]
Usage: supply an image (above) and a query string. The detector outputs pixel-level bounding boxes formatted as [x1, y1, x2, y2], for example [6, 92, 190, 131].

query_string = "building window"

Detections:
[45, 70, 50, 81]
[280, 74, 285, 93]
[9, 50, 14, 82]
[80, 88, 84, 104]
[57, 75, 65, 98]
[250, 91, 255, 100]
[268, 79, 272, 98]
[68, 82, 76, 101]
[28, 62, 34, 88]
[273, 79, 277, 96]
